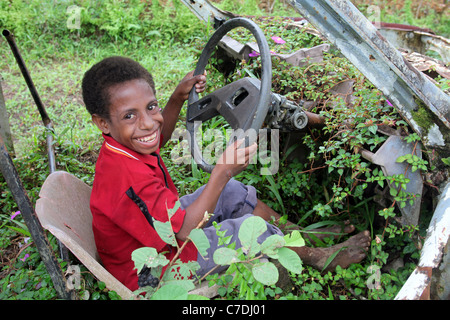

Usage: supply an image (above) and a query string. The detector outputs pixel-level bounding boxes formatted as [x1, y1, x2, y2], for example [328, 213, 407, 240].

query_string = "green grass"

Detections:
[0, 0, 446, 300]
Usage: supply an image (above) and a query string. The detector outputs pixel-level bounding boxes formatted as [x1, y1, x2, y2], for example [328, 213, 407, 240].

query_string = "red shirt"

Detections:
[90, 134, 198, 291]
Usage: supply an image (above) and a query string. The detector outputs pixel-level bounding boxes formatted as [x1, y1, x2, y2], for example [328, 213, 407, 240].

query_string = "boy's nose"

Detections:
[139, 113, 156, 130]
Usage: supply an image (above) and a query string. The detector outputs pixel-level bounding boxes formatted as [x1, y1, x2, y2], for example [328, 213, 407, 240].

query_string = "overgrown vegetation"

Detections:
[0, 0, 448, 300]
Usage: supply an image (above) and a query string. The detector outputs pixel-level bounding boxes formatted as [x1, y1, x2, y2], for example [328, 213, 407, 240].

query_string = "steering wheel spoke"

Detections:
[188, 77, 261, 130]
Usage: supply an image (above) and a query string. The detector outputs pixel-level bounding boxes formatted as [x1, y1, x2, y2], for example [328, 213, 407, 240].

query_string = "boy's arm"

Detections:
[161, 71, 206, 147]
[176, 139, 257, 241]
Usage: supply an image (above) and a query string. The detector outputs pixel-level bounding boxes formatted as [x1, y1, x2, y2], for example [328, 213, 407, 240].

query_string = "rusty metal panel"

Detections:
[395, 181, 450, 300]
[286, 0, 449, 160]
[378, 27, 450, 63]
[178, 0, 236, 26]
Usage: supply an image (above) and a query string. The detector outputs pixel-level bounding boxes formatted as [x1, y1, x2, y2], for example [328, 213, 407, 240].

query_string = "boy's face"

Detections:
[92, 79, 164, 155]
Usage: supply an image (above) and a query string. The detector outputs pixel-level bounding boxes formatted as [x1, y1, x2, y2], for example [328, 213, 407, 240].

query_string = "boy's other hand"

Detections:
[173, 70, 207, 102]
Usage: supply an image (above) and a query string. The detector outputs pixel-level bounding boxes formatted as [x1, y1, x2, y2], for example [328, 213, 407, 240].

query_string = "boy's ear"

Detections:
[91, 114, 111, 135]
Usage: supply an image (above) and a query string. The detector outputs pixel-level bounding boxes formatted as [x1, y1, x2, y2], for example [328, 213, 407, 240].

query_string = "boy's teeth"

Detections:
[137, 132, 156, 142]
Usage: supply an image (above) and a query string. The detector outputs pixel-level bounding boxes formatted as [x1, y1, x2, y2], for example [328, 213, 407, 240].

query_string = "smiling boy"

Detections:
[82, 56, 370, 291]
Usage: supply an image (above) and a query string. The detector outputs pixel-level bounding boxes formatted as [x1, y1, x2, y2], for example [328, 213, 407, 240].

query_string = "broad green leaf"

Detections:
[154, 220, 177, 246]
[389, 187, 398, 197]
[213, 247, 240, 265]
[442, 157, 450, 166]
[167, 200, 181, 218]
[151, 284, 188, 300]
[188, 228, 210, 257]
[164, 261, 201, 282]
[260, 234, 285, 259]
[252, 261, 279, 286]
[162, 279, 195, 292]
[278, 247, 302, 274]
[187, 294, 209, 300]
[369, 124, 378, 135]
[131, 247, 169, 273]
[217, 287, 227, 297]
[283, 230, 305, 247]
[238, 216, 267, 256]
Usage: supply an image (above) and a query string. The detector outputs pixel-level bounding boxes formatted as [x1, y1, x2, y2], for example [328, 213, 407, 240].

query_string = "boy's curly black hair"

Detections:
[81, 56, 156, 118]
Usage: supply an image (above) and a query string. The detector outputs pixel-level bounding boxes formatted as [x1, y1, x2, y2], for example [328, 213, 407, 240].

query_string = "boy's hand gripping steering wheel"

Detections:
[187, 17, 272, 173]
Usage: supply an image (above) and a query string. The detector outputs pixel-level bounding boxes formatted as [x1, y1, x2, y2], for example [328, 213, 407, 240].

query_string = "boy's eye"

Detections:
[124, 113, 135, 120]
[148, 104, 158, 112]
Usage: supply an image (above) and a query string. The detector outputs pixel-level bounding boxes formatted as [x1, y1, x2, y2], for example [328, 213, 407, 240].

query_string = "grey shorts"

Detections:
[179, 179, 283, 277]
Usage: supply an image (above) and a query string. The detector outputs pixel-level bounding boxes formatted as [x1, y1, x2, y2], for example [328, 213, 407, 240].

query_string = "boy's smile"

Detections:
[93, 79, 164, 155]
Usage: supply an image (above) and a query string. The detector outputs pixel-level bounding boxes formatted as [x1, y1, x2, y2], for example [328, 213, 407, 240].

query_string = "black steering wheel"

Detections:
[187, 17, 272, 172]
